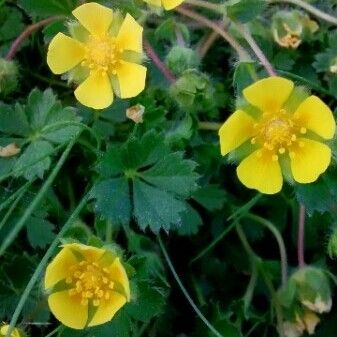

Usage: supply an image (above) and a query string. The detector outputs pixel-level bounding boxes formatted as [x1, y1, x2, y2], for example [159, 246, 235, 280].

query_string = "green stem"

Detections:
[236, 224, 285, 337]
[176, 6, 251, 61]
[245, 213, 288, 286]
[0, 181, 32, 213]
[0, 180, 33, 231]
[44, 326, 62, 337]
[5, 191, 90, 337]
[158, 235, 224, 337]
[227, 194, 262, 221]
[190, 221, 237, 265]
[268, 0, 337, 26]
[0, 138, 77, 256]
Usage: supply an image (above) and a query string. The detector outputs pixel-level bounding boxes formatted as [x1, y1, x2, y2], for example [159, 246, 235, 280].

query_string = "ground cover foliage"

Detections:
[1, 0, 337, 337]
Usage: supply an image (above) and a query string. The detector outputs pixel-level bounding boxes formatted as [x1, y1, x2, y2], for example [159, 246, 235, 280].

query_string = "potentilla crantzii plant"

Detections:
[3, 0, 337, 337]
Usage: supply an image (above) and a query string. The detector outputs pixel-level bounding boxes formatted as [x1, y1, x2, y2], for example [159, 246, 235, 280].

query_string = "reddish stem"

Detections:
[6, 16, 63, 61]
[298, 204, 306, 268]
[143, 39, 176, 83]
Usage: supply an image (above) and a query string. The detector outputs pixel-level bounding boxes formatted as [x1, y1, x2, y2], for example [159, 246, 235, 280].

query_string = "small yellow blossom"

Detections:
[44, 243, 130, 329]
[219, 77, 336, 194]
[0, 325, 21, 337]
[144, 0, 184, 10]
[47, 2, 147, 109]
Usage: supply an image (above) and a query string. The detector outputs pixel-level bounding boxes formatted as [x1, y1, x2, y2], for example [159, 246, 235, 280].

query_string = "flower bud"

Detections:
[272, 10, 318, 49]
[292, 267, 332, 314]
[283, 310, 320, 337]
[0, 58, 18, 97]
[165, 46, 199, 76]
[126, 104, 145, 124]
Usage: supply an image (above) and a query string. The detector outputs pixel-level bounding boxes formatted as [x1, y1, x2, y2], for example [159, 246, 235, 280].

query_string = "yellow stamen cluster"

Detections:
[66, 260, 114, 307]
[251, 109, 306, 161]
[81, 35, 123, 76]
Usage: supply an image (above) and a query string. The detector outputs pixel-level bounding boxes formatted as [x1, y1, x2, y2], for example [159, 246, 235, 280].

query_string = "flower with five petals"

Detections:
[47, 2, 147, 109]
[219, 76, 336, 194]
[44, 243, 130, 329]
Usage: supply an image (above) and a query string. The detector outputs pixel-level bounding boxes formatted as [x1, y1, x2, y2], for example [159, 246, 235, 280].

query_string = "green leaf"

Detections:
[91, 178, 131, 226]
[226, 0, 266, 23]
[295, 171, 337, 215]
[192, 185, 227, 211]
[26, 216, 55, 248]
[141, 152, 198, 198]
[0, 88, 81, 180]
[18, 0, 77, 17]
[13, 140, 54, 180]
[177, 204, 203, 236]
[91, 131, 199, 232]
[233, 62, 257, 94]
[133, 179, 187, 232]
[126, 281, 166, 322]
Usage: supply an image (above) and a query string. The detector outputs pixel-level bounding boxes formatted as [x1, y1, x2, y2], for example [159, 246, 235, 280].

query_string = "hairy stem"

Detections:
[185, 0, 223, 12]
[6, 16, 64, 60]
[143, 39, 176, 83]
[5, 191, 90, 337]
[269, 0, 337, 26]
[298, 204, 306, 268]
[176, 6, 251, 61]
[158, 235, 224, 337]
[234, 23, 276, 76]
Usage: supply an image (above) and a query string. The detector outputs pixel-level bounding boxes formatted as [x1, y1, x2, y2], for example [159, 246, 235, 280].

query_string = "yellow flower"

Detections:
[144, 0, 184, 10]
[47, 2, 147, 109]
[44, 243, 130, 329]
[219, 76, 336, 194]
[0, 325, 21, 337]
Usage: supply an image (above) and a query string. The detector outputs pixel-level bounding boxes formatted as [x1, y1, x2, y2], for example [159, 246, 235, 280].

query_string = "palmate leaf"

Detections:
[91, 131, 199, 232]
[0, 88, 81, 180]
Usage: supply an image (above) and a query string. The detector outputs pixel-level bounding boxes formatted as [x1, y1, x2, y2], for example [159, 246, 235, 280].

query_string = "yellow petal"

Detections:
[88, 292, 126, 327]
[0, 325, 21, 337]
[293, 95, 336, 139]
[116, 14, 143, 53]
[64, 243, 106, 262]
[48, 291, 88, 329]
[219, 110, 256, 156]
[116, 61, 147, 98]
[45, 246, 77, 289]
[109, 258, 130, 301]
[162, 0, 184, 10]
[243, 76, 294, 112]
[74, 71, 114, 109]
[72, 2, 113, 36]
[237, 150, 283, 194]
[47, 33, 85, 75]
[290, 138, 331, 183]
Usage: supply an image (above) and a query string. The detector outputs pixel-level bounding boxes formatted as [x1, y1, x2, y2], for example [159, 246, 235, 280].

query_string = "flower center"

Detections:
[82, 35, 122, 75]
[66, 260, 114, 306]
[251, 109, 307, 160]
